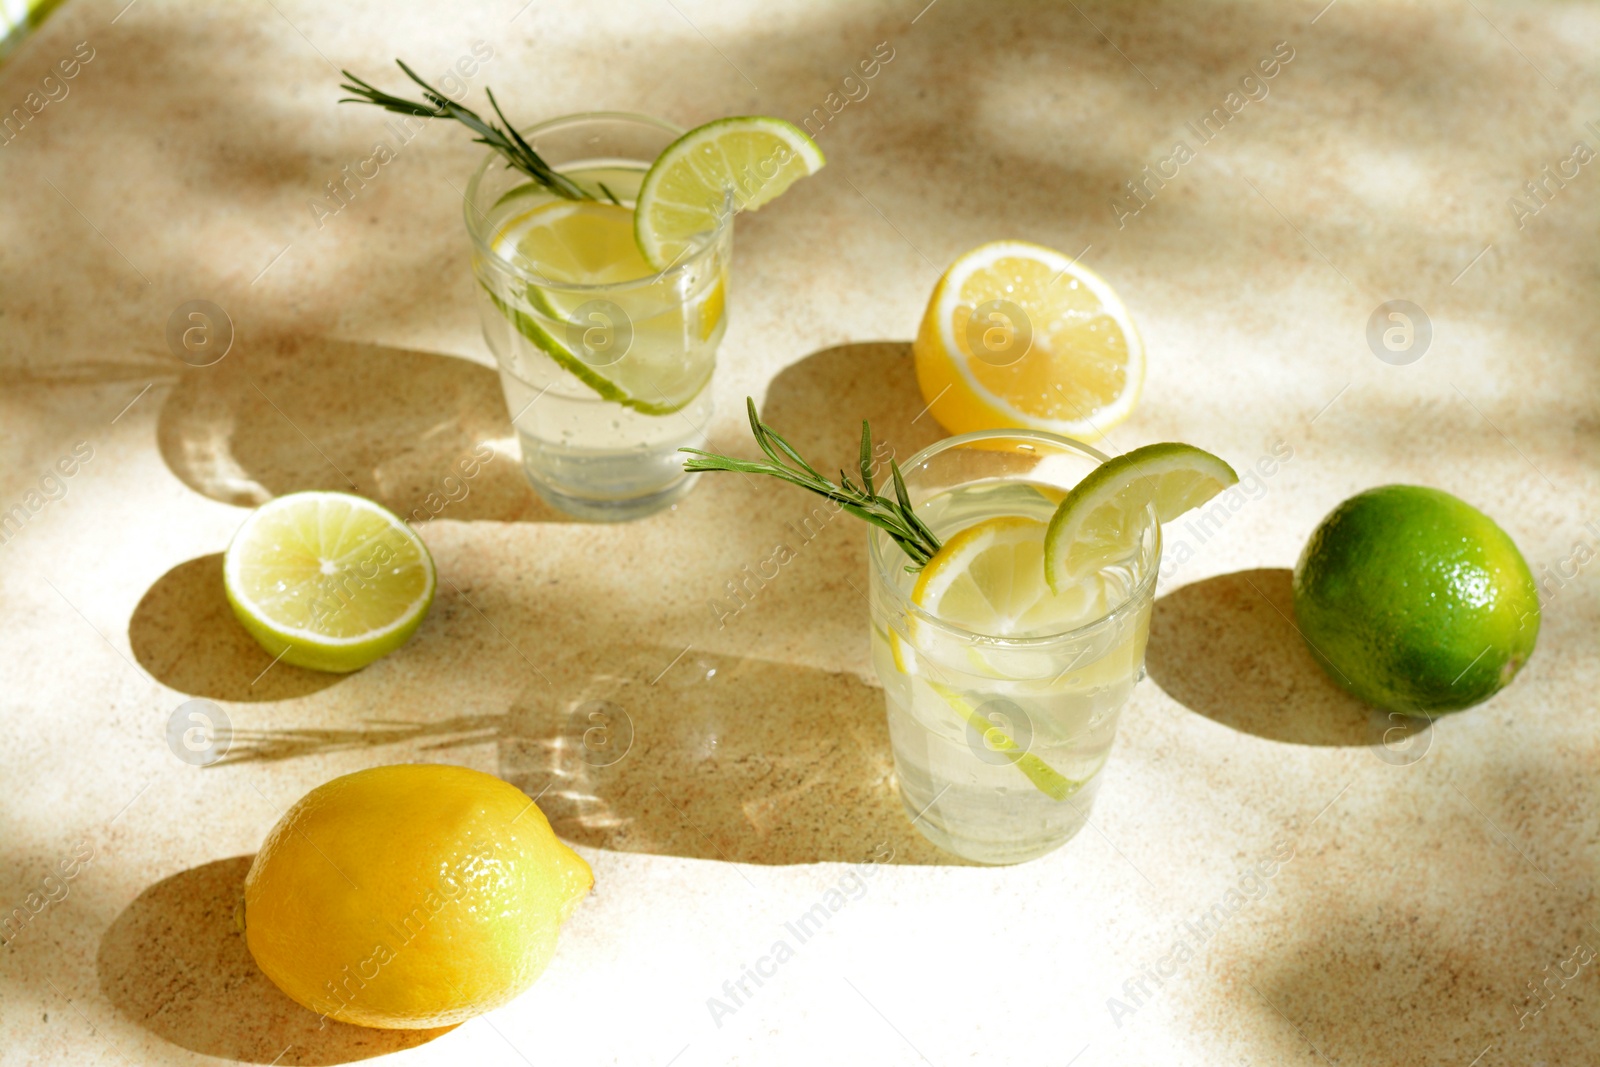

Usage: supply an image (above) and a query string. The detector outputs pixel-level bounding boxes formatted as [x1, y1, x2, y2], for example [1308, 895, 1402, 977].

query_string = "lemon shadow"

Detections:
[96, 856, 453, 1064]
[156, 336, 566, 523]
[128, 554, 341, 702]
[1145, 568, 1377, 746]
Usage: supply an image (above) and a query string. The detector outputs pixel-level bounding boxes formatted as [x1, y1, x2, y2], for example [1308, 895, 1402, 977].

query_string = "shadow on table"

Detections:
[97, 856, 452, 1065]
[156, 336, 569, 523]
[1145, 568, 1379, 747]
[217, 645, 968, 867]
[128, 553, 341, 702]
[758, 340, 946, 469]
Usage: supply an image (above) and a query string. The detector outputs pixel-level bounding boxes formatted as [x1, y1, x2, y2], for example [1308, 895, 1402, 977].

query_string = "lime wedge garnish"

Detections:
[1044, 442, 1238, 590]
[223, 492, 435, 673]
[633, 116, 825, 270]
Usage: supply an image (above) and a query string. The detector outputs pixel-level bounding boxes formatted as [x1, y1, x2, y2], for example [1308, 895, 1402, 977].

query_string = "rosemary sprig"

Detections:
[338, 60, 593, 202]
[681, 399, 943, 568]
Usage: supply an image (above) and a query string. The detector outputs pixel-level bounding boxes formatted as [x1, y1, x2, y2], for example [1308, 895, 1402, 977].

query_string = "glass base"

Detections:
[525, 467, 698, 522]
[898, 774, 1102, 865]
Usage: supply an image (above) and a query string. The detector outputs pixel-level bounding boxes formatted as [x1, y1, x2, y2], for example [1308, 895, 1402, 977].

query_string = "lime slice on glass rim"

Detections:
[223, 491, 436, 673]
[633, 116, 825, 270]
[1044, 442, 1238, 591]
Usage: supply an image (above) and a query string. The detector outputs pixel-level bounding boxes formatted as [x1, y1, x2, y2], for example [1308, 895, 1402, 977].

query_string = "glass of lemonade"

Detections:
[868, 430, 1160, 865]
[465, 112, 731, 521]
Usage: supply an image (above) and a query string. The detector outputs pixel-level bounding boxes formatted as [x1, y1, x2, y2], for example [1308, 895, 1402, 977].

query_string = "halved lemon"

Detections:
[913, 241, 1144, 440]
[1044, 442, 1237, 591]
[224, 492, 436, 673]
[634, 116, 825, 270]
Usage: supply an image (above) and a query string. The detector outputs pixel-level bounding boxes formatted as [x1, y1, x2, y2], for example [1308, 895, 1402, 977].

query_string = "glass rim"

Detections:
[463, 110, 732, 294]
[868, 428, 1163, 647]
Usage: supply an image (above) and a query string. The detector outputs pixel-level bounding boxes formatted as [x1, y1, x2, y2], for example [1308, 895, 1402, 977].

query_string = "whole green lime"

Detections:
[1292, 485, 1539, 716]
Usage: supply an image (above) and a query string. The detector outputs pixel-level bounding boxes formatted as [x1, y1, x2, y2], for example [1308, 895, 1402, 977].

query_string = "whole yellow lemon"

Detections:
[243, 764, 592, 1029]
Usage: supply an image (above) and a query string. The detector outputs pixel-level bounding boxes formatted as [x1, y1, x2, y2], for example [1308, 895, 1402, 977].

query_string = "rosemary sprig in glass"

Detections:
[681, 398, 943, 569]
[338, 60, 616, 204]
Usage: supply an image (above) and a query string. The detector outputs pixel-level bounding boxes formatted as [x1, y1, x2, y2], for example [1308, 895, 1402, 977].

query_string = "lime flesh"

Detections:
[224, 492, 436, 673]
[633, 116, 824, 270]
[1044, 442, 1238, 591]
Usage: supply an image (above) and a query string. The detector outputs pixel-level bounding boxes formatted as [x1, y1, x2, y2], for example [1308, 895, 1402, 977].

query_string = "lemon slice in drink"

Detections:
[503, 200, 657, 288]
[913, 517, 1104, 637]
[913, 241, 1144, 440]
[901, 517, 1098, 802]
[904, 514, 1106, 676]
[634, 116, 825, 270]
[1044, 442, 1237, 591]
[224, 492, 436, 673]
[487, 200, 724, 415]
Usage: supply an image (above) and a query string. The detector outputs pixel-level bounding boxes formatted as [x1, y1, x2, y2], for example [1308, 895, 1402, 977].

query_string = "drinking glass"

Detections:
[868, 430, 1160, 864]
[465, 112, 731, 521]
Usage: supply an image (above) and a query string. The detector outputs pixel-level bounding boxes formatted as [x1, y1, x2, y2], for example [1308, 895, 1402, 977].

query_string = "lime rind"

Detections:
[925, 678, 1085, 801]
[889, 623, 1086, 803]
[481, 284, 710, 417]
[1291, 484, 1539, 715]
[634, 116, 825, 270]
[1045, 442, 1238, 591]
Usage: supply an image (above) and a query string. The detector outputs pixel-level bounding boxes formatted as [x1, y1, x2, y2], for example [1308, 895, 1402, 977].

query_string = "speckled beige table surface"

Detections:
[2, 0, 1598, 1063]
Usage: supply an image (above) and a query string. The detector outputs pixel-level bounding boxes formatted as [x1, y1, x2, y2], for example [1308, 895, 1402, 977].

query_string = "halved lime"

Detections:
[634, 116, 825, 270]
[223, 492, 436, 673]
[1044, 442, 1238, 591]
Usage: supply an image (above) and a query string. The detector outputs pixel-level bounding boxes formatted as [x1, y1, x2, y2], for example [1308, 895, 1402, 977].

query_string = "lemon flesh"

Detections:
[223, 491, 435, 673]
[913, 241, 1144, 440]
[486, 194, 727, 416]
[502, 199, 657, 288]
[245, 764, 593, 1029]
[903, 517, 1120, 802]
[1292, 485, 1539, 715]
[914, 516, 1106, 637]
[1044, 442, 1237, 591]
[633, 116, 825, 269]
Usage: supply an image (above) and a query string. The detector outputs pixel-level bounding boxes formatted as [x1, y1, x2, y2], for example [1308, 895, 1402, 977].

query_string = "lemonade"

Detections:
[344, 67, 823, 520]
[466, 115, 731, 520]
[686, 402, 1236, 864]
[867, 432, 1161, 864]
